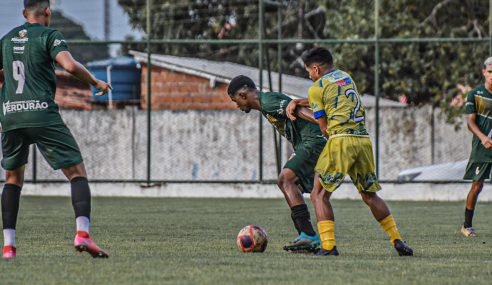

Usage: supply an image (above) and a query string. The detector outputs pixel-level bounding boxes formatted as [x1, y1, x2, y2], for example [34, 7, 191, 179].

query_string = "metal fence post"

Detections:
[374, 0, 381, 177]
[261, 6, 281, 175]
[277, 4, 283, 171]
[32, 145, 37, 183]
[490, 0, 492, 56]
[146, 0, 152, 184]
[258, 0, 264, 182]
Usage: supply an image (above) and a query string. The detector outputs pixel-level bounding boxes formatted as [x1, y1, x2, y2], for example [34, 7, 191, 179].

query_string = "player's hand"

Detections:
[94, 80, 112, 96]
[286, 100, 298, 121]
[481, 137, 492, 149]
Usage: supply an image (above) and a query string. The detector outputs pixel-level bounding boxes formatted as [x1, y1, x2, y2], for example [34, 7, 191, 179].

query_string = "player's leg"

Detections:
[62, 162, 90, 234]
[2, 167, 26, 259]
[311, 174, 338, 256]
[311, 137, 351, 256]
[278, 168, 319, 252]
[359, 191, 398, 240]
[1, 129, 30, 259]
[352, 137, 412, 256]
[359, 192, 412, 256]
[34, 125, 108, 258]
[277, 168, 305, 208]
[462, 180, 483, 236]
[311, 174, 334, 221]
[461, 162, 490, 236]
[61, 163, 106, 258]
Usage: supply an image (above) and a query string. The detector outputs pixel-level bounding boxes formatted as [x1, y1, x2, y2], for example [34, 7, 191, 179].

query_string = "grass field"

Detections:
[1, 196, 492, 285]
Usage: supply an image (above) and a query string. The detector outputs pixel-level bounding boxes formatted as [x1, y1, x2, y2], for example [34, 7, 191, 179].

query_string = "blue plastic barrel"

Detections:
[87, 56, 141, 102]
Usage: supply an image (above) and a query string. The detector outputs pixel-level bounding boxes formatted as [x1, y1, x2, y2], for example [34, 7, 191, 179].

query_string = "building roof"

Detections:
[130, 50, 405, 108]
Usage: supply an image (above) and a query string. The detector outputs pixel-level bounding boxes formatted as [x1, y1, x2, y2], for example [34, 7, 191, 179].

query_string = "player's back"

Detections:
[259, 92, 325, 148]
[308, 69, 368, 137]
[0, 22, 66, 132]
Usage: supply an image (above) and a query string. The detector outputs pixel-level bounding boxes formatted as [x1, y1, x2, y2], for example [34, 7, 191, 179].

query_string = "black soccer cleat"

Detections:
[394, 239, 413, 256]
[314, 246, 339, 256]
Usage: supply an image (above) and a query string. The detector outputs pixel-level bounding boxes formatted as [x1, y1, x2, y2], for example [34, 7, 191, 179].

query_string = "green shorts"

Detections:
[284, 140, 325, 193]
[463, 161, 492, 181]
[1, 124, 83, 170]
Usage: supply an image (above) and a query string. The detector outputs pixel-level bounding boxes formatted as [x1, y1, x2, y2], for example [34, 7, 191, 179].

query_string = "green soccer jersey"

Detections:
[0, 22, 68, 132]
[259, 92, 326, 149]
[465, 84, 492, 162]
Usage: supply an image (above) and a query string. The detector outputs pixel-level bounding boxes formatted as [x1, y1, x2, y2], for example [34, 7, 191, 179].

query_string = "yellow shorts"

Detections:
[315, 135, 381, 193]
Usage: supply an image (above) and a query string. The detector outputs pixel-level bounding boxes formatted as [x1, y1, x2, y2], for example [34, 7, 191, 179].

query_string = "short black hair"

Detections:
[24, 0, 50, 10]
[302, 47, 333, 68]
[227, 75, 256, 96]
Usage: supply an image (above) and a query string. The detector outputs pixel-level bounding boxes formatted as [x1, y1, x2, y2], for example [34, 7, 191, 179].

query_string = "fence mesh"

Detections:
[0, 0, 490, 183]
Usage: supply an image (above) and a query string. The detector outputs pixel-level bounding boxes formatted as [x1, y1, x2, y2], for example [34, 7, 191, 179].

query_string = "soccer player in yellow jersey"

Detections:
[287, 47, 413, 256]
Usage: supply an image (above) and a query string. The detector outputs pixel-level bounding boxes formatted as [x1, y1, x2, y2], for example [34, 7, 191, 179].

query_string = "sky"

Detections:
[0, 0, 143, 40]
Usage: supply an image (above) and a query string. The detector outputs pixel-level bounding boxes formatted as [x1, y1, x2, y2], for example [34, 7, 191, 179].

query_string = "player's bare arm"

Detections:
[286, 98, 310, 121]
[55, 51, 112, 96]
[467, 113, 492, 149]
[295, 106, 317, 125]
[315, 116, 329, 139]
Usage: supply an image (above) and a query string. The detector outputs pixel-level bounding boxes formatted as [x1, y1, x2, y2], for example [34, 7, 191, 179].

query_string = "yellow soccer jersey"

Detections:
[308, 69, 369, 137]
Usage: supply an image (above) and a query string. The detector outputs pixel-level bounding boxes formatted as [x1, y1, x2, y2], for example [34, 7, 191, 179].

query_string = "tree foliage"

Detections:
[118, 0, 489, 120]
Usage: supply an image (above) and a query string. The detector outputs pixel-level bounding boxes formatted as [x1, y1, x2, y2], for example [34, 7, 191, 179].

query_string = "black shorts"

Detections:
[1, 124, 83, 170]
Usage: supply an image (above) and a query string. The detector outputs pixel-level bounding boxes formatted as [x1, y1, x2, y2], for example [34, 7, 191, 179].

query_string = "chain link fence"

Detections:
[1, 0, 491, 183]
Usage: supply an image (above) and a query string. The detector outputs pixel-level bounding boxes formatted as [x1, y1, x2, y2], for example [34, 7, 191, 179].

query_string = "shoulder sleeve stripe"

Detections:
[474, 94, 492, 101]
[314, 110, 326, 119]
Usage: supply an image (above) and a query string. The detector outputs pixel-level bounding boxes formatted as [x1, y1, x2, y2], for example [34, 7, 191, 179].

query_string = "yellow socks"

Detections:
[318, 216, 402, 249]
[379, 215, 402, 245]
[317, 220, 336, 250]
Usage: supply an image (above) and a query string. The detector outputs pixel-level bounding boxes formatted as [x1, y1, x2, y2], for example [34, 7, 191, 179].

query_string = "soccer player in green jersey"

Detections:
[0, 0, 111, 259]
[461, 57, 492, 237]
[287, 47, 413, 256]
[227, 75, 326, 252]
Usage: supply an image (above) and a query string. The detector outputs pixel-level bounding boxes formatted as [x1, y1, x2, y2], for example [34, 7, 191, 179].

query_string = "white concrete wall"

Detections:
[27, 108, 283, 181]
[12, 106, 471, 182]
[19, 182, 491, 202]
[366, 106, 470, 179]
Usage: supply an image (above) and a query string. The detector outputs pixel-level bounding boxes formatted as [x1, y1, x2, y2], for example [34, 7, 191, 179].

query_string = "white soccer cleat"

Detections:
[461, 225, 477, 237]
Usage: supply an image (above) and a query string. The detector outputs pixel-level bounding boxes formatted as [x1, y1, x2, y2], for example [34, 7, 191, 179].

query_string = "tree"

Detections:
[326, 0, 488, 124]
[118, 0, 324, 76]
[118, 0, 489, 122]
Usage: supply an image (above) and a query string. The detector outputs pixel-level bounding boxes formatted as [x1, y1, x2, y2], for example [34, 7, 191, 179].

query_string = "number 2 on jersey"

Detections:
[13, 60, 25, 94]
[344, 88, 364, 123]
